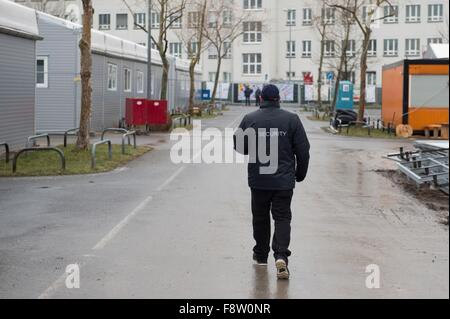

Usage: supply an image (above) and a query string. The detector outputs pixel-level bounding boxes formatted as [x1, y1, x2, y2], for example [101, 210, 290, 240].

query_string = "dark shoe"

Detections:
[253, 254, 268, 266]
[276, 259, 290, 280]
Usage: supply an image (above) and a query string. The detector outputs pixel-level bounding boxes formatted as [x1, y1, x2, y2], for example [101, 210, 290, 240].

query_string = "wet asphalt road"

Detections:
[0, 106, 448, 299]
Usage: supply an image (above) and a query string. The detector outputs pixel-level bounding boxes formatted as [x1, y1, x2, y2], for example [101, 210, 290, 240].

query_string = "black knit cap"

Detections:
[261, 84, 280, 101]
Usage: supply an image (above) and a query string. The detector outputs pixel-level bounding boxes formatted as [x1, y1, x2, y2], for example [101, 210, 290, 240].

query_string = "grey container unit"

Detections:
[0, 0, 42, 151]
[35, 11, 203, 132]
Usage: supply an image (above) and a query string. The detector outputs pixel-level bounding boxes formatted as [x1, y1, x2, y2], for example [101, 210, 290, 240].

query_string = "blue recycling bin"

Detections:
[336, 81, 354, 110]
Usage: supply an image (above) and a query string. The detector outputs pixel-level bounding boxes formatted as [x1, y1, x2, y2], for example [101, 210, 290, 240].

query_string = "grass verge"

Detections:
[0, 144, 152, 177]
[323, 126, 399, 139]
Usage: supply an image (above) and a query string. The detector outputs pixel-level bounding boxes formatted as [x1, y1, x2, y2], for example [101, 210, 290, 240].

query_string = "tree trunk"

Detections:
[358, 30, 371, 123]
[76, 0, 93, 151]
[160, 57, 169, 100]
[210, 56, 222, 105]
[317, 37, 325, 110]
[188, 62, 196, 112]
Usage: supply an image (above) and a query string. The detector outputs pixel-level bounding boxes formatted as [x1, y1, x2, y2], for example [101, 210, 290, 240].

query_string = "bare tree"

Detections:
[328, 0, 395, 123]
[21, 0, 78, 21]
[439, 16, 449, 42]
[76, 0, 93, 150]
[177, 0, 208, 112]
[123, 0, 188, 100]
[313, 2, 331, 110]
[202, 0, 247, 105]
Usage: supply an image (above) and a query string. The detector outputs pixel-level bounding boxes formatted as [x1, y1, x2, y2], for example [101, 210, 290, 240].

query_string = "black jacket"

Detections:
[234, 101, 310, 190]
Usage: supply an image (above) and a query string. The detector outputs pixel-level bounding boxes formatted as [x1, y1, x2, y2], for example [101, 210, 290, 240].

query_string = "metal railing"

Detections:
[101, 128, 137, 155]
[12, 147, 66, 173]
[91, 140, 112, 169]
[26, 134, 51, 148]
[172, 114, 192, 129]
[1, 142, 9, 163]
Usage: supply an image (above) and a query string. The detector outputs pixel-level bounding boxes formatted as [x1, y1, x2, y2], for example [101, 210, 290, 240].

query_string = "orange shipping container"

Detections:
[382, 59, 449, 132]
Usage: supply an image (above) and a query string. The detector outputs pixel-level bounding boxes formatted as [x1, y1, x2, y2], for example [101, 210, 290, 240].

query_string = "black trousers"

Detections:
[251, 189, 293, 263]
[245, 97, 251, 106]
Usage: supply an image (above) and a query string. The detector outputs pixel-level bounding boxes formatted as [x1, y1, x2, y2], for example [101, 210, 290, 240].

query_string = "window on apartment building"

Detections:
[134, 13, 146, 29]
[406, 5, 421, 23]
[208, 46, 219, 59]
[322, 7, 336, 25]
[287, 9, 296, 26]
[383, 39, 399, 56]
[368, 39, 377, 56]
[223, 42, 232, 59]
[243, 22, 262, 43]
[286, 71, 296, 79]
[405, 38, 421, 57]
[124, 68, 132, 92]
[116, 14, 128, 30]
[243, 53, 262, 75]
[367, 71, 377, 86]
[36, 56, 48, 88]
[209, 72, 217, 82]
[137, 71, 144, 94]
[302, 40, 312, 58]
[208, 12, 218, 28]
[384, 5, 399, 23]
[362, 6, 374, 24]
[188, 11, 200, 28]
[428, 37, 444, 45]
[188, 42, 199, 58]
[223, 10, 233, 27]
[170, 15, 182, 28]
[151, 12, 160, 28]
[303, 8, 312, 25]
[349, 71, 356, 84]
[286, 41, 296, 58]
[345, 40, 356, 57]
[223, 72, 232, 82]
[428, 4, 444, 22]
[107, 63, 118, 91]
[169, 42, 182, 58]
[99, 14, 111, 30]
[243, 0, 262, 10]
[324, 40, 335, 57]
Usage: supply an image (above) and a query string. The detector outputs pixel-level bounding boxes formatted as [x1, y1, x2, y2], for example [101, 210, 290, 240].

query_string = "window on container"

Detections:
[302, 40, 312, 58]
[406, 5, 421, 23]
[428, 4, 443, 22]
[134, 13, 146, 29]
[383, 5, 399, 23]
[287, 9, 296, 26]
[243, 0, 262, 10]
[36, 56, 48, 88]
[243, 21, 262, 43]
[428, 37, 443, 45]
[137, 71, 144, 94]
[303, 8, 312, 25]
[107, 63, 118, 91]
[405, 38, 420, 57]
[116, 13, 128, 30]
[124, 68, 132, 92]
[99, 14, 111, 30]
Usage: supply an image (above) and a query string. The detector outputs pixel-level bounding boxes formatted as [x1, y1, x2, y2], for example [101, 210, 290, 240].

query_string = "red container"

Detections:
[126, 98, 148, 126]
[147, 100, 168, 125]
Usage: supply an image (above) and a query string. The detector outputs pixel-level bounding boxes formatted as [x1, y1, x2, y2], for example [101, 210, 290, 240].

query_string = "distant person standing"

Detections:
[255, 87, 262, 107]
[244, 85, 253, 107]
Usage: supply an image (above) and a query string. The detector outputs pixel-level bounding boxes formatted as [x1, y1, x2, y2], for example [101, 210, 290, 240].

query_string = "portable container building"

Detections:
[382, 59, 449, 132]
[0, 0, 42, 150]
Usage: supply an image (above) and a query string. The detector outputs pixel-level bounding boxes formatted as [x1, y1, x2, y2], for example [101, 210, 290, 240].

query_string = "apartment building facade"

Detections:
[15, 0, 449, 93]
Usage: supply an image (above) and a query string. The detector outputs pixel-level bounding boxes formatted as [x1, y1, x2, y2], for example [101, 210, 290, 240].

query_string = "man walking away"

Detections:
[234, 84, 310, 280]
[255, 87, 262, 107]
[244, 85, 253, 107]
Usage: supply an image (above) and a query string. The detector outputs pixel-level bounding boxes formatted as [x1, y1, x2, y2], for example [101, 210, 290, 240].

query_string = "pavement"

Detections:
[0, 106, 448, 299]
